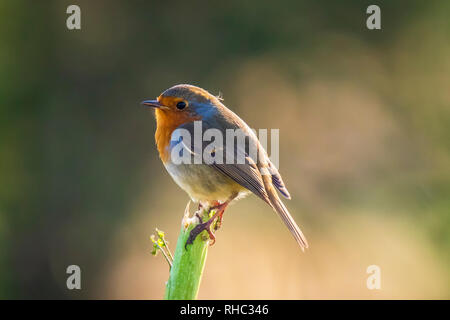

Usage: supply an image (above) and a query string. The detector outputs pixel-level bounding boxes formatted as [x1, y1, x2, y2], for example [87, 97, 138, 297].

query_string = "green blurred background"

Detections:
[0, 0, 449, 299]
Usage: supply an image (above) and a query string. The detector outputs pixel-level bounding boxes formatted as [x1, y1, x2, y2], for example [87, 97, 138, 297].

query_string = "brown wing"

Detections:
[178, 121, 270, 203]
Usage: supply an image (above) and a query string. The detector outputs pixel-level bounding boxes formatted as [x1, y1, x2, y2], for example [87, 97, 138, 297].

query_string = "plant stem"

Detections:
[164, 207, 210, 300]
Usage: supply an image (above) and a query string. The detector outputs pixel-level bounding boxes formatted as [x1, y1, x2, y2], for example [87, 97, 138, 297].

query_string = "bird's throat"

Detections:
[154, 109, 200, 163]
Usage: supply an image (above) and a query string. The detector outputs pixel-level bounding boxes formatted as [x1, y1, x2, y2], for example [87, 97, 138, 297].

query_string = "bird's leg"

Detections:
[211, 201, 227, 231]
[185, 200, 231, 248]
[211, 192, 238, 231]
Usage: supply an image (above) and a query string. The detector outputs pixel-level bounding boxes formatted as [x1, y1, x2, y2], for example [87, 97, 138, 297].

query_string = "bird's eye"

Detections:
[176, 101, 186, 110]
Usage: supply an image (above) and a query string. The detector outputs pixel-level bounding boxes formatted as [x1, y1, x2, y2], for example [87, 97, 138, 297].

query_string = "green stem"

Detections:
[164, 208, 210, 300]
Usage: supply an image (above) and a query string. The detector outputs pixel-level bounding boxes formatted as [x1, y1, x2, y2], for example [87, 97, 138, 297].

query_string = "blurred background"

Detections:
[0, 0, 449, 299]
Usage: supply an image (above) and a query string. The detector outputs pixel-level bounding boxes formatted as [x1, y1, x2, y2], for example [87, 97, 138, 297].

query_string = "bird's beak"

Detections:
[141, 99, 167, 109]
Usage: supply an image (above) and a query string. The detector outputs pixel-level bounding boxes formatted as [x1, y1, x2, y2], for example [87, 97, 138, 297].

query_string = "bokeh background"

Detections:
[0, 0, 449, 299]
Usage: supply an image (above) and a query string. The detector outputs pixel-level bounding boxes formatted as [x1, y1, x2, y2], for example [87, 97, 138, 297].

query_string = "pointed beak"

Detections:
[141, 99, 165, 109]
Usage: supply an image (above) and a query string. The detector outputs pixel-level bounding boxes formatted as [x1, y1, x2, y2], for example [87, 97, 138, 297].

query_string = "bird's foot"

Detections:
[212, 202, 228, 231]
[185, 220, 216, 248]
[185, 201, 229, 248]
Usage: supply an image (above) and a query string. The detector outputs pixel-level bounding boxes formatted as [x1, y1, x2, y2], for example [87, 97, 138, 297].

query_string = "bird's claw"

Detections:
[184, 199, 231, 249]
[185, 221, 216, 249]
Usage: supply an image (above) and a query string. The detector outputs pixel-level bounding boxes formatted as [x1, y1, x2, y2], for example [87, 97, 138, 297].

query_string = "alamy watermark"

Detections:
[366, 265, 381, 290]
[169, 121, 279, 175]
[66, 265, 81, 290]
[366, 5, 381, 30]
[66, 5, 81, 30]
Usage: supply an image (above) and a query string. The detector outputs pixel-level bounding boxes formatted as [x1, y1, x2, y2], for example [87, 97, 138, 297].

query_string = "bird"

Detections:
[141, 84, 308, 251]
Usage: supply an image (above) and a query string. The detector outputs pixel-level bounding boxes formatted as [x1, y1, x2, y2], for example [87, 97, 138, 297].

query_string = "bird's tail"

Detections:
[262, 175, 309, 251]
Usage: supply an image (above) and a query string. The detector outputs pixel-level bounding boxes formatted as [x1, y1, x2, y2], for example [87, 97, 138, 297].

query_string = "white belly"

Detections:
[164, 161, 249, 204]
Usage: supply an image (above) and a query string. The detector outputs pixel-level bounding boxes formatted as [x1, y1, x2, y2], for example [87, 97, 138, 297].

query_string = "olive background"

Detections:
[0, 0, 449, 299]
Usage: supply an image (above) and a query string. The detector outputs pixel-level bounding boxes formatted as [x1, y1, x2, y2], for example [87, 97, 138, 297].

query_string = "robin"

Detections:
[142, 84, 308, 251]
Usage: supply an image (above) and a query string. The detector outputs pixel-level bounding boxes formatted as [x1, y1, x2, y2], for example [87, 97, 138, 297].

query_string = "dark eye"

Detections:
[176, 101, 186, 110]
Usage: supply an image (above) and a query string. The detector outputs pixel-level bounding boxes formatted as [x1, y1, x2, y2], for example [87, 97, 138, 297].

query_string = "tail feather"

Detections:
[262, 175, 308, 251]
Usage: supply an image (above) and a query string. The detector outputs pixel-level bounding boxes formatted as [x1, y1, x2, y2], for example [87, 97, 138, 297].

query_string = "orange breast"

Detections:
[155, 109, 201, 163]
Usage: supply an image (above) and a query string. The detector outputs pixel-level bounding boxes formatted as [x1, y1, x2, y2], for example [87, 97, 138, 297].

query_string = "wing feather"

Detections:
[178, 121, 270, 202]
